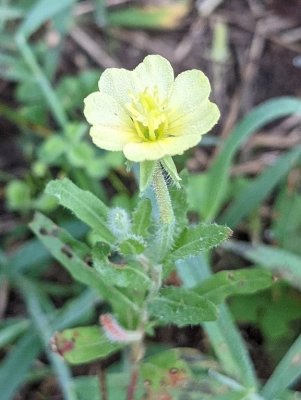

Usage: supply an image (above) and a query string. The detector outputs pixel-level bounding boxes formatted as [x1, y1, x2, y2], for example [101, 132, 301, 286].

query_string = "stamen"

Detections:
[126, 86, 169, 141]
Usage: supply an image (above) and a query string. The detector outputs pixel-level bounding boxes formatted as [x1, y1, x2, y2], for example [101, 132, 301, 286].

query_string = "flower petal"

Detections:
[134, 55, 174, 98]
[90, 125, 137, 152]
[169, 70, 211, 113]
[98, 68, 136, 108]
[123, 134, 202, 162]
[84, 91, 132, 126]
[168, 100, 220, 137]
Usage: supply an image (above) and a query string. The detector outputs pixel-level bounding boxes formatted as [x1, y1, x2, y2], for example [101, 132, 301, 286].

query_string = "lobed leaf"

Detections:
[169, 224, 232, 262]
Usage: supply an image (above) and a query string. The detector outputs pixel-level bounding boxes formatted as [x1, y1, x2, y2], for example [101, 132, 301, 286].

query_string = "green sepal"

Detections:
[161, 156, 181, 188]
[139, 160, 157, 193]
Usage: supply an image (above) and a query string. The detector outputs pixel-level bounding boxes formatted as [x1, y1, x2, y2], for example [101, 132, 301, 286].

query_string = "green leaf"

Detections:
[5, 180, 31, 211]
[67, 142, 95, 168]
[194, 268, 273, 304]
[177, 255, 258, 388]
[119, 235, 146, 255]
[226, 241, 301, 289]
[169, 224, 232, 262]
[0, 319, 29, 349]
[18, 0, 75, 38]
[272, 188, 301, 256]
[74, 376, 101, 400]
[46, 178, 114, 243]
[0, 290, 96, 400]
[132, 198, 152, 238]
[53, 326, 122, 364]
[149, 287, 218, 326]
[92, 246, 151, 291]
[29, 212, 138, 317]
[107, 3, 189, 29]
[139, 160, 157, 192]
[38, 135, 66, 163]
[203, 97, 301, 221]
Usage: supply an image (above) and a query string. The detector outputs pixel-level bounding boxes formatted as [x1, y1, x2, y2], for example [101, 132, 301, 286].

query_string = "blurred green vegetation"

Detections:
[1, 0, 301, 399]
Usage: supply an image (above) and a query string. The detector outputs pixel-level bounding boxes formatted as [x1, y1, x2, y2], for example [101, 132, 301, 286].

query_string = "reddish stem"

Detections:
[127, 367, 139, 400]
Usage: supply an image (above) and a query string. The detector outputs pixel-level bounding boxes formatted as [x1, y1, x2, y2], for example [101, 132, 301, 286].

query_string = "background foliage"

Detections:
[1, 0, 301, 399]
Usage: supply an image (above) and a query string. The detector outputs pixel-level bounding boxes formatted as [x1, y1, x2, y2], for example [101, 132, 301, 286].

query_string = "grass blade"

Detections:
[220, 144, 301, 227]
[261, 333, 301, 399]
[20, 279, 78, 400]
[203, 97, 301, 221]
[0, 289, 96, 400]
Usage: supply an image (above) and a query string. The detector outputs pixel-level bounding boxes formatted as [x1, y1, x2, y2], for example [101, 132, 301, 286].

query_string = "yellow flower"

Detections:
[84, 55, 220, 162]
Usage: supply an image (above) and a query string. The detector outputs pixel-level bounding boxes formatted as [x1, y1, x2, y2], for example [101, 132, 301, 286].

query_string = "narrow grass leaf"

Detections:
[220, 144, 301, 228]
[17, 0, 75, 38]
[261, 333, 301, 399]
[204, 97, 301, 221]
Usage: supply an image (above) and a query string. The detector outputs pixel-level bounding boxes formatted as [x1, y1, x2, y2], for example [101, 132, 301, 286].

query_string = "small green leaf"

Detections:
[67, 142, 94, 167]
[46, 178, 114, 243]
[194, 268, 273, 304]
[169, 224, 232, 262]
[53, 326, 122, 364]
[139, 160, 157, 192]
[149, 287, 218, 326]
[119, 235, 146, 255]
[5, 180, 31, 211]
[38, 135, 66, 164]
[132, 198, 152, 238]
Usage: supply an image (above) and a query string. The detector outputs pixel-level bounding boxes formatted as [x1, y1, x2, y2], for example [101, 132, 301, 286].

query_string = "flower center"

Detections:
[126, 87, 169, 141]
